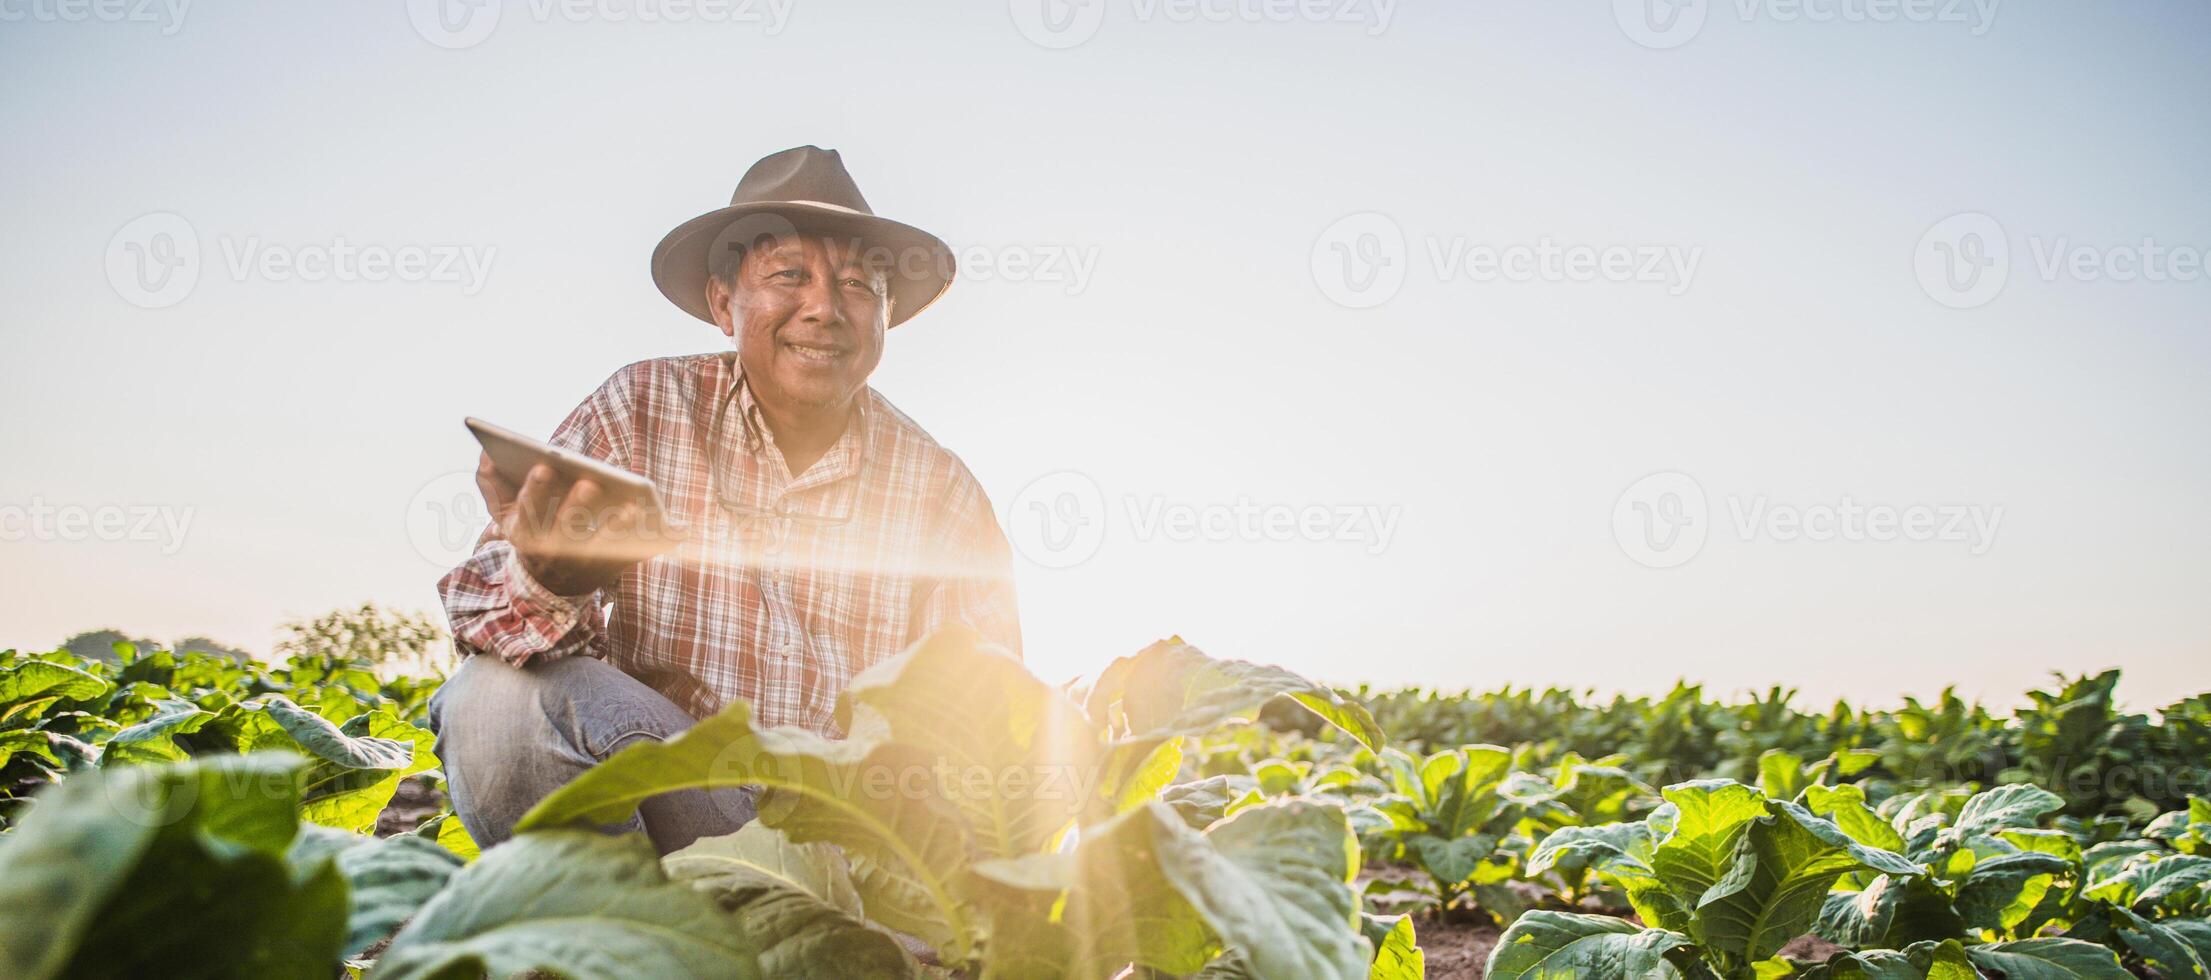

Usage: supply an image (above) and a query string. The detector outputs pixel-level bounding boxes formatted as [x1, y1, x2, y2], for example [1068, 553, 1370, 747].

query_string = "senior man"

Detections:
[428, 146, 1021, 854]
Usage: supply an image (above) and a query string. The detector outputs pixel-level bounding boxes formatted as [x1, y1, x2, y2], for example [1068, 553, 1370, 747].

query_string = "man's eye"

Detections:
[771, 269, 803, 281]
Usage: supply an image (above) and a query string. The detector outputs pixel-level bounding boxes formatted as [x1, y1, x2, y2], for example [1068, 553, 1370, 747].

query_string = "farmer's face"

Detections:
[708, 234, 889, 417]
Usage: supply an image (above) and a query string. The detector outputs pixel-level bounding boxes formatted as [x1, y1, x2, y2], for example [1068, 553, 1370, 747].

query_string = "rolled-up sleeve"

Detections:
[438, 369, 637, 666]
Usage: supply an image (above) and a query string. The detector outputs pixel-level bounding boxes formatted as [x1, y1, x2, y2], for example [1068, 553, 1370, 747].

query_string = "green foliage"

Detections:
[0, 753, 347, 979]
[13, 630, 2211, 980]
[1352, 670, 2209, 818]
[378, 830, 770, 980]
[1, 635, 441, 832]
[519, 627, 1384, 979]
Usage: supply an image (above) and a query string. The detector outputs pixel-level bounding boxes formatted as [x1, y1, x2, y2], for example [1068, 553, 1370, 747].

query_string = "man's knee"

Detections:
[428, 654, 680, 847]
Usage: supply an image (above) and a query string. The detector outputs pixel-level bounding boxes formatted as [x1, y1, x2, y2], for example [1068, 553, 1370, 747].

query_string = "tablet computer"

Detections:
[465, 417, 665, 510]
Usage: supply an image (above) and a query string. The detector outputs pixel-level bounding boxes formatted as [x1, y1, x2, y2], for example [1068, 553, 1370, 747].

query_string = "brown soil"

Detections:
[1777, 933, 1847, 964]
[374, 774, 445, 837]
[1416, 913, 1501, 979]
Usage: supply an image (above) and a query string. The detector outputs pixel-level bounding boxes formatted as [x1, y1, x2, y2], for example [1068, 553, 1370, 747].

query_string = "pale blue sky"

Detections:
[2, 1, 2207, 708]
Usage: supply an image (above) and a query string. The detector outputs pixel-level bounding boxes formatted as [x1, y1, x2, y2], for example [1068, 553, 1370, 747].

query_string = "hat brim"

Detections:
[651, 201, 955, 329]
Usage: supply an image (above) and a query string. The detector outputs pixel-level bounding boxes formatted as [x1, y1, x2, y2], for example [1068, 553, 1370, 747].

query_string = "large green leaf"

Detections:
[2086, 853, 2211, 910]
[97, 697, 214, 765]
[1547, 760, 1652, 825]
[1696, 801, 1922, 965]
[1407, 832, 1501, 887]
[0, 660, 109, 720]
[1954, 851, 2071, 932]
[1104, 736, 1186, 815]
[1802, 939, 1977, 980]
[1423, 745, 1515, 838]
[375, 830, 765, 979]
[1530, 820, 1688, 933]
[1963, 938, 2131, 979]
[1806, 784, 1909, 856]
[1818, 875, 1907, 948]
[214, 697, 414, 769]
[1054, 813, 1212, 977]
[1649, 780, 1769, 931]
[1527, 821, 1655, 879]
[843, 628, 1098, 860]
[1758, 750, 1811, 804]
[1161, 775, 1260, 830]
[1485, 911, 1702, 980]
[1366, 914, 1424, 980]
[200, 698, 422, 833]
[517, 699, 975, 952]
[288, 827, 464, 958]
[1084, 637, 1384, 752]
[1951, 785, 2064, 840]
[310, 710, 436, 833]
[2110, 907, 2208, 979]
[0, 727, 57, 768]
[666, 819, 863, 914]
[663, 822, 914, 979]
[2165, 919, 2211, 969]
[1065, 801, 1370, 980]
[0, 752, 345, 980]
[407, 812, 481, 863]
[1157, 800, 1369, 979]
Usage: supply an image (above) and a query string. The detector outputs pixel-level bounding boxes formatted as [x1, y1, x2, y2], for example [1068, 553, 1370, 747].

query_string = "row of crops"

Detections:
[2, 635, 2207, 978]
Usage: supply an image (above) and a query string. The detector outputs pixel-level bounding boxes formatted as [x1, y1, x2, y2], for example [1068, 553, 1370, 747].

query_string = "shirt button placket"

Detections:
[759, 509, 802, 726]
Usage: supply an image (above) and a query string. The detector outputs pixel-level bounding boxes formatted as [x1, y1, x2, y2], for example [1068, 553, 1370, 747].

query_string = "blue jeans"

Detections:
[426, 653, 756, 855]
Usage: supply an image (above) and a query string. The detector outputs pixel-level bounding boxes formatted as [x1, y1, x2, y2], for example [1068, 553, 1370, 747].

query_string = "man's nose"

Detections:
[795, 274, 842, 325]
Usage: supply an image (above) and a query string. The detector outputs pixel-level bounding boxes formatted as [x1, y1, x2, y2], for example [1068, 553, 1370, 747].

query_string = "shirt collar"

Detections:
[729, 369, 870, 488]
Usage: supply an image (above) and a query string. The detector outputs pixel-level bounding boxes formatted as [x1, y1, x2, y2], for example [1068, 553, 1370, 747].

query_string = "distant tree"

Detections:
[59, 629, 160, 665]
[275, 603, 450, 678]
[173, 636, 255, 664]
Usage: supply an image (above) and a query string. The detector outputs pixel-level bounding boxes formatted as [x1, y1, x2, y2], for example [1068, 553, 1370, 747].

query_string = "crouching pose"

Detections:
[429, 146, 1021, 853]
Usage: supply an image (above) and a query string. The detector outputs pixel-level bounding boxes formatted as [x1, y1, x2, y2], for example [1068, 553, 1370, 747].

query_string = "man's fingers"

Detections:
[514, 463, 571, 542]
[475, 453, 519, 511]
[562, 478, 609, 543]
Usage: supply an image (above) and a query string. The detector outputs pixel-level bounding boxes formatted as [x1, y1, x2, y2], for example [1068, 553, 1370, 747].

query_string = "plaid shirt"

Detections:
[439, 352, 1020, 733]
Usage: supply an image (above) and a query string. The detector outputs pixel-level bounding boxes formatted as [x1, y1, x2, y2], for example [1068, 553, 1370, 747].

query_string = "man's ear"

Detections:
[705, 274, 737, 339]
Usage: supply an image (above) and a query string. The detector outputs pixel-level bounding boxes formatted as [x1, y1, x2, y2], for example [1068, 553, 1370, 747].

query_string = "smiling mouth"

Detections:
[783, 341, 847, 363]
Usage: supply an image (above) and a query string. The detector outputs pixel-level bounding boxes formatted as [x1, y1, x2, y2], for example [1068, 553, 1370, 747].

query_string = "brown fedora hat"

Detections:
[651, 146, 955, 328]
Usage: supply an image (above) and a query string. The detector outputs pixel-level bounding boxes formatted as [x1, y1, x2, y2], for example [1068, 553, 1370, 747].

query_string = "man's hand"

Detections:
[475, 452, 684, 597]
